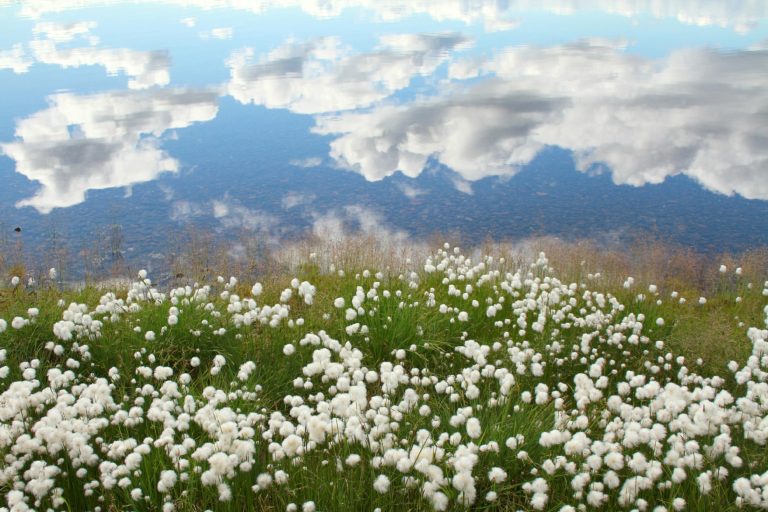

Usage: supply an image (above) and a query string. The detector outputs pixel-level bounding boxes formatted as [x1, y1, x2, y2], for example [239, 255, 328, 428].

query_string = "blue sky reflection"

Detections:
[0, 0, 766, 264]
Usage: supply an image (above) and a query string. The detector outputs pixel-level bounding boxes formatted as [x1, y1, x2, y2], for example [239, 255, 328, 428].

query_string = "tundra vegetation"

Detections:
[0, 239, 767, 512]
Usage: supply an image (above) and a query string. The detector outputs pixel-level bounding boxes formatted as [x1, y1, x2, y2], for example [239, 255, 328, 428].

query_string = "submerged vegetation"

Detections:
[0, 240, 767, 511]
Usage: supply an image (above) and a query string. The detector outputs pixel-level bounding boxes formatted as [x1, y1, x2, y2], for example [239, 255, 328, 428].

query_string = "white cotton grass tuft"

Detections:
[11, 316, 27, 329]
[157, 470, 177, 493]
[488, 467, 507, 483]
[373, 474, 391, 493]
[466, 417, 482, 439]
[0, 244, 765, 512]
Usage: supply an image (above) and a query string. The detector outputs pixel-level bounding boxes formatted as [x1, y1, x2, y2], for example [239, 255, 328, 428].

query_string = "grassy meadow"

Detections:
[1, 238, 767, 512]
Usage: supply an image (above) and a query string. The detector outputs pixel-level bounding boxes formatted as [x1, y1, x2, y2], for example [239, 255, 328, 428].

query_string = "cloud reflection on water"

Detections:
[32, 21, 97, 43]
[0, 0, 766, 224]
[31, 39, 171, 90]
[3, 0, 766, 32]
[20, 20, 172, 90]
[227, 34, 471, 114]
[1, 20, 171, 89]
[0, 44, 33, 73]
[1, 88, 218, 213]
[314, 40, 768, 199]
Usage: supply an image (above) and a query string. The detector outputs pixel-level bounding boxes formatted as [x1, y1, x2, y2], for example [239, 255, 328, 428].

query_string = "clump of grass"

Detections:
[0, 240, 766, 512]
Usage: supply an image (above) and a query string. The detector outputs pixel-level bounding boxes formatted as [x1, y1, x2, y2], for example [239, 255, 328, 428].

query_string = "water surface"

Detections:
[1, 1, 767, 273]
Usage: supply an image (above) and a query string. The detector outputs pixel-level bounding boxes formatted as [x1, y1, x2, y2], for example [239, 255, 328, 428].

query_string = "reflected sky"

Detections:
[2, 88, 218, 212]
[0, 0, 766, 271]
[317, 40, 768, 199]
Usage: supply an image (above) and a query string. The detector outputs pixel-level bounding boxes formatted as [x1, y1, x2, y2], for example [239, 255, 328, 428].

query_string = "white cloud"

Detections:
[170, 199, 206, 221]
[211, 197, 279, 233]
[0, 44, 33, 74]
[483, 17, 521, 32]
[30, 39, 171, 89]
[395, 182, 426, 199]
[226, 33, 471, 114]
[451, 177, 473, 195]
[199, 27, 234, 40]
[4, 19, 171, 89]
[311, 205, 409, 246]
[282, 191, 316, 209]
[211, 27, 234, 39]
[1, 88, 219, 213]
[32, 21, 97, 43]
[180, 16, 197, 27]
[212, 199, 230, 218]
[3, 0, 766, 31]
[171, 197, 278, 236]
[314, 86, 563, 181]
[158, 184, 175, 201]
[289, 156, 323, 168]
[315, 41, 768, 200]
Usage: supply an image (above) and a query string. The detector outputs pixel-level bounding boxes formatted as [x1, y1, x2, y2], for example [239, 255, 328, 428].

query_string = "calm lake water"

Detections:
[1, 1, 767, 274]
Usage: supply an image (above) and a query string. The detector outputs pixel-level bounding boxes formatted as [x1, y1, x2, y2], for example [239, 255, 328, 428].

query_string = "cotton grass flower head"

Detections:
[373, 474, 390, 493]
[488, 467, 507, 483]
[0, 244, 766, 512]
[466, 417, 482, 439]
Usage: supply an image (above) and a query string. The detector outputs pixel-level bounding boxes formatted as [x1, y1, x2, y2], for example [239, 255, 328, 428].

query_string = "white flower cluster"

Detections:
[52, 303, 103, 341]
[0, 246, 766, 512]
